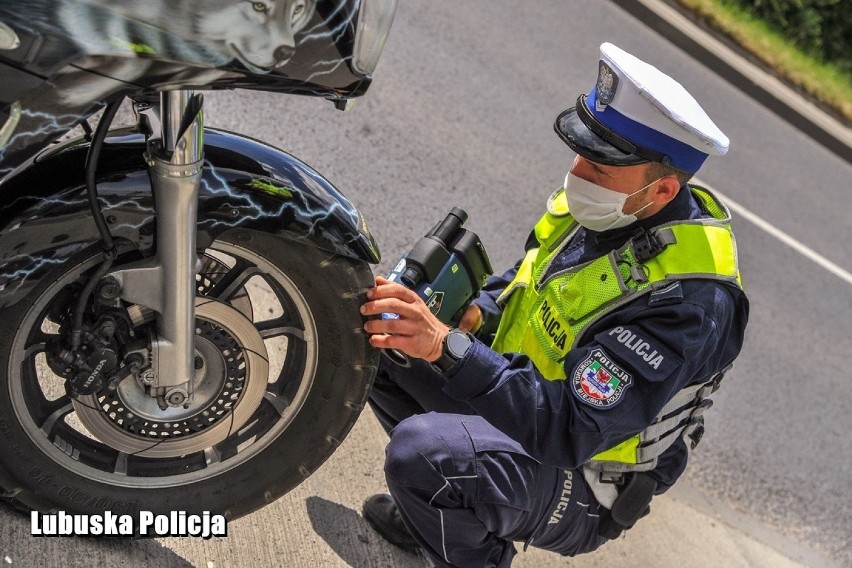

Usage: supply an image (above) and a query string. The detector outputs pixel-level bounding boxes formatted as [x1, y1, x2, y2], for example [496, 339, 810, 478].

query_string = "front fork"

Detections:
[110, 90, 204, 406]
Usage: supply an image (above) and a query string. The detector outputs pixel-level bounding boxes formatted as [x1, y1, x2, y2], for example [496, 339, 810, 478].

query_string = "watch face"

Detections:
[446, 331, 472, 359]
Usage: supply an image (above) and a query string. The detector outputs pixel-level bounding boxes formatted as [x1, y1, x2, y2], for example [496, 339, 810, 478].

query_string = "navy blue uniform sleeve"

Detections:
[442, 284, 745, 469]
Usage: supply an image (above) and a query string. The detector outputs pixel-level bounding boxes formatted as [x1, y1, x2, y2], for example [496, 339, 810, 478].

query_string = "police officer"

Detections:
[360, 42, 749, 567]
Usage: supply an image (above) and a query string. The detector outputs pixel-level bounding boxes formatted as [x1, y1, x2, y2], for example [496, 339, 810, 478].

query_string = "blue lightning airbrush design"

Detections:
[0, 250, 82, 298]
[197, 160, 360, 245]
[0, 106, 96, 175]
[0, 195, 89, 220]
[298, 3, 357, 43]
[0, 154, 373, 307]
[3, 107, 90, 150]
[98, 198, 155, 233]
[2, 101, 382, 289]
[303, 56, 354, 83]
[0, 194, 102, 300]
[198, 160, 283, 232]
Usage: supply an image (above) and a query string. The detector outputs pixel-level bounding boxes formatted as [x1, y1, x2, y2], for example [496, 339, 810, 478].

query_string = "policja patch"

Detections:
[572, 348, 632, 408]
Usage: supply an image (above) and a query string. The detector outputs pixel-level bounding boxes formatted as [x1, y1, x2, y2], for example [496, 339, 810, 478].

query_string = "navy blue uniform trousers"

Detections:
[369, 354, 607, 568]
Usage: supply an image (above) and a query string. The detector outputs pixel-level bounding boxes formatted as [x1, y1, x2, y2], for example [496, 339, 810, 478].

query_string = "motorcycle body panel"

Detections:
[0, 127, 381, 309]
[0, 0, 368, 171]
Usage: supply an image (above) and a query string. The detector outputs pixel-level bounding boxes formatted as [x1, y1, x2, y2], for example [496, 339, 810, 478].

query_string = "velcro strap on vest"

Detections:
[586, 366, 732, 483]
[642, 399, 712, 448]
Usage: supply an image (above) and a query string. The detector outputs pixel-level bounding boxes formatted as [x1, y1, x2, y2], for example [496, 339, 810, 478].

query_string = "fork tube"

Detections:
[147, 90, 204, 394]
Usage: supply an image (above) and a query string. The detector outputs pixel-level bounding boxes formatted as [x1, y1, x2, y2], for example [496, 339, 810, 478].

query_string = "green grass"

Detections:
[675, 0, 852, 123]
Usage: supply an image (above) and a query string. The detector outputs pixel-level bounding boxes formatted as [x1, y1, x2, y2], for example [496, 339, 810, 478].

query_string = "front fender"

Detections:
[0, 127, 380, 308]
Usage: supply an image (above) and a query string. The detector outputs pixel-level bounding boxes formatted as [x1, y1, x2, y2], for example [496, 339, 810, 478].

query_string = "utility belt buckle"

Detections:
[598, 470, 625, 485]
[682, 413, 708, 450]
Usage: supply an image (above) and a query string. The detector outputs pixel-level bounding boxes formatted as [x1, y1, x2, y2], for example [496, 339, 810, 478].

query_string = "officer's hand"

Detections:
[458, 304, 482, 334]
[361, 276, 449, 362]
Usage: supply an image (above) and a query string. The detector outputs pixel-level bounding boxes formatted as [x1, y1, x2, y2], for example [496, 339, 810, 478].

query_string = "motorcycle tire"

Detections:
[0, 229, 378, 521]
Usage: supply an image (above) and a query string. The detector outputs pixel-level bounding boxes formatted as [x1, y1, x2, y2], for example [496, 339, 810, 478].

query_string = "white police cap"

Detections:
[555, 42, 729, 173]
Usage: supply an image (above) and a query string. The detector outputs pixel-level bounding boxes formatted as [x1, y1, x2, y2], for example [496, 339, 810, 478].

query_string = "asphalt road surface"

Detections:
[1, 1, 850, 566]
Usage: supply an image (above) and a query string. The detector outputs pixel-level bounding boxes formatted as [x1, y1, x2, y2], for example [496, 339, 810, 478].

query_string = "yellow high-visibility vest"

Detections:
[490, 185, 742, 484]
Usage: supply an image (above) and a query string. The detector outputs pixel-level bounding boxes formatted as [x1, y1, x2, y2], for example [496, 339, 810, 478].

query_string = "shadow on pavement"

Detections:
[306, 495, 427, 567]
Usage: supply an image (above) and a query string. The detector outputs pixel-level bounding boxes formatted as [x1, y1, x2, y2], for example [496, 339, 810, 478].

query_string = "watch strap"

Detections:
[431, 329, 472, 373]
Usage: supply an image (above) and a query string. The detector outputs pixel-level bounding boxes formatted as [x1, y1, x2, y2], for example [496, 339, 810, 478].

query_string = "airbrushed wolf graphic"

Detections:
[52, 0, 318, 104]
[78, 0, 318, 72]
[200, 0, 317, 71]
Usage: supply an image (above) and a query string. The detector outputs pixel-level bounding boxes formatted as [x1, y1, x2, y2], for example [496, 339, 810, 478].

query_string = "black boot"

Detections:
[362, 493, 421, 553]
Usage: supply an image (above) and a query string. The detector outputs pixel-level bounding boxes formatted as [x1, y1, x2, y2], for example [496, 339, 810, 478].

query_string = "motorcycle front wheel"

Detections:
[0, 229, 378, 520]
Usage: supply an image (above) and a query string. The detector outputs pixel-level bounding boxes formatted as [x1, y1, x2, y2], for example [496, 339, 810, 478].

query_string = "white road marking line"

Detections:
[700, 182, 852, 287]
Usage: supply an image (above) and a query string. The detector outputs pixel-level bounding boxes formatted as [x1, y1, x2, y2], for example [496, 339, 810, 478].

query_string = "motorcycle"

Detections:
[0, 0, 396, 521]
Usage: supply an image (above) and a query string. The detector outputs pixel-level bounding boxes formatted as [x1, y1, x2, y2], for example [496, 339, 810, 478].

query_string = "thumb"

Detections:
[458, 304, 482, 334]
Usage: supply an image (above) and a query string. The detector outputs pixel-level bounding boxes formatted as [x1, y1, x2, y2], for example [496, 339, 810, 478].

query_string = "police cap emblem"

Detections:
[595, 61, 618, 110]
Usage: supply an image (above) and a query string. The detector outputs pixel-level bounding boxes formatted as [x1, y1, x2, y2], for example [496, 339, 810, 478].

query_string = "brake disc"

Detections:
[73, 297, 269, 458]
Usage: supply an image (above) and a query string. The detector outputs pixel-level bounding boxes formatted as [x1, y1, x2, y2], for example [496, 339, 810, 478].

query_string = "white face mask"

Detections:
[563, 172, 658, 231]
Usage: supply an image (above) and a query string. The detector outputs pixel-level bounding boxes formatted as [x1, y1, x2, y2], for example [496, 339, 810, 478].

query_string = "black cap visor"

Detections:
[554, 95, 650, 167]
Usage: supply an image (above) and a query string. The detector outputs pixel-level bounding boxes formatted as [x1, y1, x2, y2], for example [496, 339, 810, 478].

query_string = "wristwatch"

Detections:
[431, 329, 473, 373]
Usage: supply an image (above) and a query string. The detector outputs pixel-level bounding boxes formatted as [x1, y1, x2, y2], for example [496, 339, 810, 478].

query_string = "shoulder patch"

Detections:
[648, 281, 683, 306]
[571, 348, 633, 409]
[595, 325, 682, 382]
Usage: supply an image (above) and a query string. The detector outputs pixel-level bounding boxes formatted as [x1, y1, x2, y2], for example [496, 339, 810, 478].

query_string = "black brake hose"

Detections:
[85, 100, 121, 255]
[70, 99, 122, 351]
[79, 118, 93, 141]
